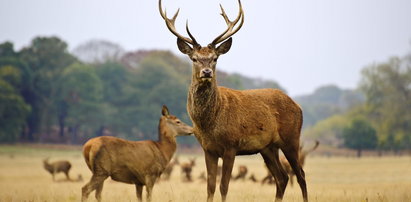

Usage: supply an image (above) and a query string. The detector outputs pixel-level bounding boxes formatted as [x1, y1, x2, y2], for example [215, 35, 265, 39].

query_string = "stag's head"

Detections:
[161, 105, 193, 136]
[159, 0, 244, 83]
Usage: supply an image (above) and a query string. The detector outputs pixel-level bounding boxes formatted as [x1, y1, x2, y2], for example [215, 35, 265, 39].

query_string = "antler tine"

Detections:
[159, 0, 198, 46]
[186, 21, 199, 46]
[211, 0, 244, 46]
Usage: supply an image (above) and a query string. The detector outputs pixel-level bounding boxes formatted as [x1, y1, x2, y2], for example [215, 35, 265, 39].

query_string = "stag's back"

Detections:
[197, 87, 302, 150]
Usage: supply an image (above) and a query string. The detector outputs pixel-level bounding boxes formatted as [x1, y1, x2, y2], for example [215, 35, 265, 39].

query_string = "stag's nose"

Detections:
[201, 68, 213, 78]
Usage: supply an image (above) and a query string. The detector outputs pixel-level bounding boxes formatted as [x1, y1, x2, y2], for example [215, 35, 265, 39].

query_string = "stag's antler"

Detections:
[210, 0, 244, 46]
[159, 0, 199, 47]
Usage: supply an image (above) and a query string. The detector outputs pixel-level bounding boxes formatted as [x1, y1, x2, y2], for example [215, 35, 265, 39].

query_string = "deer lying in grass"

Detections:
[233, 165, 248, 181]
[81, 105, 193, 202]
[249, 174, 258, 183]
[181, 157, 196, 182]
[161, 156, 179, 181]
[43, 158, 71, 181]
[160, 0, 307, 201]
[281, 140, 319, 186]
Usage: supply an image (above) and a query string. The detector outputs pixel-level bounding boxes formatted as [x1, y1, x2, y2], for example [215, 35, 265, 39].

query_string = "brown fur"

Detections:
[233, 165, 248, 181]
[185, 51, 308, 202]
[81, 106, 193, 202]
[43, 158, 72, 181]
[280, 140, 320, 186]
[180, 158, 196, 182]
[161, 1, 307, 200]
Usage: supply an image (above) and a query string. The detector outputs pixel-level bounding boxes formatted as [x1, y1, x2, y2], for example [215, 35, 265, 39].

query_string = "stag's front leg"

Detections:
[220, 149, 236, 202]
[205, 151, 218, 202]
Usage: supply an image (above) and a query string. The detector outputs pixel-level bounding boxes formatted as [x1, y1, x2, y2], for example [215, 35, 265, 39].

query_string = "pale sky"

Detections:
[1, 0, 410, 96]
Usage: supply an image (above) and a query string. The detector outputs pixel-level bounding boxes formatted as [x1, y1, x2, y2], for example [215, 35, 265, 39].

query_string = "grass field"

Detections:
[1, 144, 411, 202]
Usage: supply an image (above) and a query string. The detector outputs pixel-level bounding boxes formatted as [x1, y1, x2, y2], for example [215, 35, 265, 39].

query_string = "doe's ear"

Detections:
[162, 105, 170, 116]
[177, 38, 193, 55]
[216, 37, 232, 55]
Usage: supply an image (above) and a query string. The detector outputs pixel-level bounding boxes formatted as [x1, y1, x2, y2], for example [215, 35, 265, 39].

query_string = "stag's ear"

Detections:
[162, 105, 170, 116]
[177, 38, 193, 55]
[216, 37, 232, 55]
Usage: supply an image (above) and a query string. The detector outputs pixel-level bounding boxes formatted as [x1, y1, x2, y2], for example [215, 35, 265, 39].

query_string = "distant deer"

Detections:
[281, 140, 319, 186]
[43, 158, 72, 181]
[199, 171, 207, 182]
[233, 165, 248, 181]
[249, 174, 258, 183]
[160, 0, 307, 201]
[181, 157, 196, 182]
[262, 141, 320, 186]
[161, 156, 179, 181]
[261, 167, 276, 185]
[81, 105, 193, 202]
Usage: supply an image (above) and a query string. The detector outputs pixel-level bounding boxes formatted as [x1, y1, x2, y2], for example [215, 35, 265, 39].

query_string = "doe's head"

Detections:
[159, 0, 244, 83]
[161, 105, 193, 136]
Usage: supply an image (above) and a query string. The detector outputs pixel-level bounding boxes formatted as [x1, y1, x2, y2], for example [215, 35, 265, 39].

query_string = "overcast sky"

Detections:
[1, 0, 411, 96]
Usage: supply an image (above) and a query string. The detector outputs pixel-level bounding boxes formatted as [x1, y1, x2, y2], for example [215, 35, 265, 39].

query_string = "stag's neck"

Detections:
[156, 118, 177, 162]
[188, 78, 220, 129]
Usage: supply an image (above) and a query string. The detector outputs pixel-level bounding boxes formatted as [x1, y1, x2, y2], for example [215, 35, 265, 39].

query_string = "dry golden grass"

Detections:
[1, 145, 411, 202]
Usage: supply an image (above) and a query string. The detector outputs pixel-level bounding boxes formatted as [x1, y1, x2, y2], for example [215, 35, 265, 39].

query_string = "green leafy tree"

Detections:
[0, 66, 31, 142]
[343, 118, 377, 157]
[360, 56, 411, 151]
[303, 114, 348, 146]
[58, 63, 103, 143]
[19, 37, 77, 139]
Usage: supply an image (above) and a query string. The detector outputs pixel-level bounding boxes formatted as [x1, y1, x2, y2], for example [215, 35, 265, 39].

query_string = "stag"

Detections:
[43, 158, 72, 181]
[159, 0, 307, 201]
[81, 105, 193, 202]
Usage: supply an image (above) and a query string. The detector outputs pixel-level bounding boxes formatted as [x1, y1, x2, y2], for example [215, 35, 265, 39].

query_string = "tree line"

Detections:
[303, 51, 411, 156]
[0, 36, 283, 145]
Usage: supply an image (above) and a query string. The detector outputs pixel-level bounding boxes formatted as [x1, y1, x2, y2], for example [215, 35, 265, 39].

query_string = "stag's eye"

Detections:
[176, 121, 181, 124]
[192, 58, 198, 62]
[213, 58, 217, 62]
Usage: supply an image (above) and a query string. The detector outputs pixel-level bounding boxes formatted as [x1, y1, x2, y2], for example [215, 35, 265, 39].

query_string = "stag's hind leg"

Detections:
[81, 174, 108, 202]
[95, 181, 105, 202]
[135, 184, 143, 202]
[260, 147, 289, 202]
[283, 148, 308, 202]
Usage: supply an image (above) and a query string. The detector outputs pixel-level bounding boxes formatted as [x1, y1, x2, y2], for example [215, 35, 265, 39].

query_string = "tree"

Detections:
[303, 114, 348, 146]
[0, 66, 31, 142]
[19, 37, 77, 140]
[58, 63, 103, 143]
[343, 118, 377, 157]
[72, 39, 125, 64]
[360, 56, 411, 151]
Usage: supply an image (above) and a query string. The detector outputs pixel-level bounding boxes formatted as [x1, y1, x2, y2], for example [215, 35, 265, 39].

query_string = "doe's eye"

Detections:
[192, 58, 198, 62]
[176, 121, 181, 124]
[213, 58, 217, 62]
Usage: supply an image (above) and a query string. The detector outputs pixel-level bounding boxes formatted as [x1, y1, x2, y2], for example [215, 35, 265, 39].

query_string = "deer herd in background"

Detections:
[43, 0, 315, 201]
